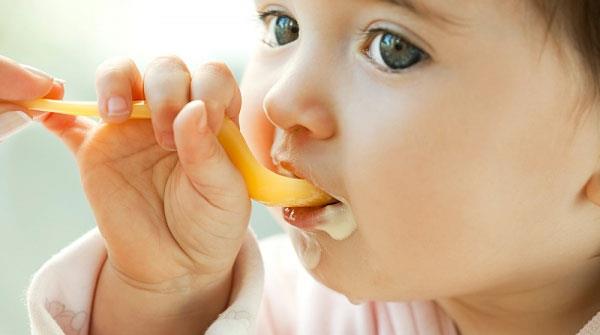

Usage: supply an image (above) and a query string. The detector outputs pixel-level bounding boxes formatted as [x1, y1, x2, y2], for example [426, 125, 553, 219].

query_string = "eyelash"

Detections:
[360, 28, 429, 73]
[256, 10, 429, 72]
[257, 9, 283, 22]
[257, 9, 290, 47]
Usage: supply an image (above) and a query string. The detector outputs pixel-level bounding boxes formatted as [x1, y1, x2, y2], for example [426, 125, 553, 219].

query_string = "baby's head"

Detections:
[239, 0, 600, 302]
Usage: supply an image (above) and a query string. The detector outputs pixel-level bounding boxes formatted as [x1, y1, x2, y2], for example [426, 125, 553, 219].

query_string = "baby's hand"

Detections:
[43, 57, 250, 334]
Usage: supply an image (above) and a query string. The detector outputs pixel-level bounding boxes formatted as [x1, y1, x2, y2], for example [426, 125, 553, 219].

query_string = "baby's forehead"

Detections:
[383, 0, 492, 22]
[377, 0, 534, 27]
[254, 0, 472, 23]
[254, 0, 532, 29]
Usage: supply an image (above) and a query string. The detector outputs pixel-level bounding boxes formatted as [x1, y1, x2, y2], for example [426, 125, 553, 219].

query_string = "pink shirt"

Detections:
[27, 229, 600, 335]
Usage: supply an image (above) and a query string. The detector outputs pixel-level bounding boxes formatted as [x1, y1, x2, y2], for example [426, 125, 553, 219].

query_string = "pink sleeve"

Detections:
[27, 229, 106, 335]
[26, 229, 266, 335]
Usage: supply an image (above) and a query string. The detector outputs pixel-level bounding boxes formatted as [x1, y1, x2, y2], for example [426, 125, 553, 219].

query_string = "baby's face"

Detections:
[240, 0, 600, 301]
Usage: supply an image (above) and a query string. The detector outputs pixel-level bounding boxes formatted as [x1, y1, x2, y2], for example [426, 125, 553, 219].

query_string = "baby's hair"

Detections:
[534, 1, 600, 98]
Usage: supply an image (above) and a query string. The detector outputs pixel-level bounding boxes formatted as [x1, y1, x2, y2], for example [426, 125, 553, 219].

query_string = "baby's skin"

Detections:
[42, 0, 600, 334]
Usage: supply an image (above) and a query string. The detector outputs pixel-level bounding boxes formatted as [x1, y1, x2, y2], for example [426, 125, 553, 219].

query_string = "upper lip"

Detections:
[270, 130, 308, 180]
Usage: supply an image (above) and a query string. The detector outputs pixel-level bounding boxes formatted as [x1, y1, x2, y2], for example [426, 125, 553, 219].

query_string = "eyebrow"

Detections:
[383, 0, 459, 26]
[386, 0, 419, 12]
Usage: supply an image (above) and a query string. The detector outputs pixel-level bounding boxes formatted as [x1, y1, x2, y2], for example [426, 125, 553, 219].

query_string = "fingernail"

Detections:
[20, 64, 53, 81]
[107, 96, 129, 120]
[161, 132, 177, 151]
[0, 111, 32, 142]
[53, 78, 67, 86]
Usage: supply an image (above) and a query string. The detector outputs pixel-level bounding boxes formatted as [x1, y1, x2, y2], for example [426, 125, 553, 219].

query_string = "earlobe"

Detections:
[585, 172, 600, 206]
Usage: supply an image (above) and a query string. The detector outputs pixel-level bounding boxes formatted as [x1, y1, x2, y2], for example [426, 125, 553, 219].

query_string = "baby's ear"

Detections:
[585, 172, 600, 206]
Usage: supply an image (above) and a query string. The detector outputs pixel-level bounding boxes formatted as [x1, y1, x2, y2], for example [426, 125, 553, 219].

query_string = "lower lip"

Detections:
[282, 202, 342, 229]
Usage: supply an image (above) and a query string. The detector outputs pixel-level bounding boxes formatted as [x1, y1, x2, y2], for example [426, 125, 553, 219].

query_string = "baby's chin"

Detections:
[267, 205, 379, 301]
[281, 216, 371, 297]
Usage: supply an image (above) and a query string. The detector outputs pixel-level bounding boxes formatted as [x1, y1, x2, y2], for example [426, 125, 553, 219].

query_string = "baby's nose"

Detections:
[262, 64, 337, 140]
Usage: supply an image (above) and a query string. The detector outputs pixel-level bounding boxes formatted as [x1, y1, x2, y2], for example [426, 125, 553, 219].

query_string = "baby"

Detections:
[27, 0, 600, 334]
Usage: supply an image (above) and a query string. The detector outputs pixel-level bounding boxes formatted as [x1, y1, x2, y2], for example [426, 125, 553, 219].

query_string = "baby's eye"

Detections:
[259, 11, 300, 47]
[364, 30, 428, 72]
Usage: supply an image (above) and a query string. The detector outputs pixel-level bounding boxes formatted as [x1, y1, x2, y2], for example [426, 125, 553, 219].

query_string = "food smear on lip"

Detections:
[315, 204, 357, 240]
[284, 202, 358, 241]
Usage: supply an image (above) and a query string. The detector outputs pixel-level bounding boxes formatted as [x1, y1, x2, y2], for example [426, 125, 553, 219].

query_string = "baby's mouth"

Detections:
[281, 202, 355, 241]
[275, 163, 355, 240]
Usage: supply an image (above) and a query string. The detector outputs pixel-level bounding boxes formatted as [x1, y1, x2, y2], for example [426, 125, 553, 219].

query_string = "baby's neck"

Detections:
[437, 257, 600, 335]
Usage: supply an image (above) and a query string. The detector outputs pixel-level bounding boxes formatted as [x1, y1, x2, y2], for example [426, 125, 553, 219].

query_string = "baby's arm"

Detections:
[41, 57, 251, 334]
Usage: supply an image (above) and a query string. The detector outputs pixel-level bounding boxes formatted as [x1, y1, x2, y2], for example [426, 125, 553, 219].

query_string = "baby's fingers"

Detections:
[190, 62, 242, 131]
[144, 56, 191, 151]
[174, 101, 248, 209]
[95, 58, 143, 124]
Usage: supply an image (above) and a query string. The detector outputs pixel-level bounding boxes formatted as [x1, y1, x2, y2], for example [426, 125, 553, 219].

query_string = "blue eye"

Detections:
[365, 30, 427, 71]
[274, 16, 299, 46]
[259, 11, 300, 47]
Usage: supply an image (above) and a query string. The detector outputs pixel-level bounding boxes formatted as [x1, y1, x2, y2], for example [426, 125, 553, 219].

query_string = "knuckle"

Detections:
[122, 58, 137, 71]
[194, 62, 234, 80]
[95, 67, 125, 85]
[147, 55, 189, 74]
[192, 62, 237, 103]
[95, 57, 135, 79]
[94, 69, 130, 96]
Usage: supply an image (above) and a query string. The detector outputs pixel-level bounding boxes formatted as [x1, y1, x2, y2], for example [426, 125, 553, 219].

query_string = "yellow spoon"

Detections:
[20, 99, 334, 208]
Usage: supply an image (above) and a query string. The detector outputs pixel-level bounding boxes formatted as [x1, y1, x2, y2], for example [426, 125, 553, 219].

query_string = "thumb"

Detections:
[173, 100, 249, 210]
[0, 56, 55, 101]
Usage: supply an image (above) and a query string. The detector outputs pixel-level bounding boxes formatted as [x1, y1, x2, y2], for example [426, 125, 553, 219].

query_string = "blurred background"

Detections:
[0, 0, 282, 333]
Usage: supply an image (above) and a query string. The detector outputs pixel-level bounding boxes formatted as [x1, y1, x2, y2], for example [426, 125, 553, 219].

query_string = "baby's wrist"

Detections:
[91, 261, 233, 335]
[106, 260, 232, 296]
